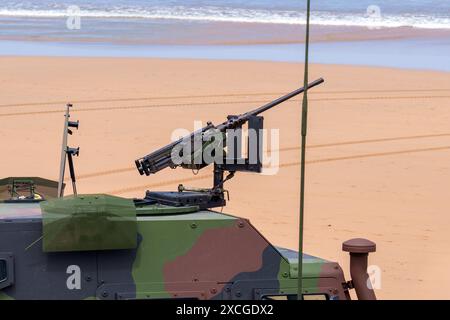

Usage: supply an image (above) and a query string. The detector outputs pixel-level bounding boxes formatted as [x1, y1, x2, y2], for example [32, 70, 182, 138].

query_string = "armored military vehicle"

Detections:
[0, 80, 377, 300]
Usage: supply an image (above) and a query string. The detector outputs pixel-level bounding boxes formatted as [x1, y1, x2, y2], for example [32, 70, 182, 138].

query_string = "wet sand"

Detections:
[2, 17, 450, 45]
[0, 56, 449, 299]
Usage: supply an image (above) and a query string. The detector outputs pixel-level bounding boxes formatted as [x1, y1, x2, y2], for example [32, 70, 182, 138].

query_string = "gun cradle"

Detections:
[136, 79, 325, 210]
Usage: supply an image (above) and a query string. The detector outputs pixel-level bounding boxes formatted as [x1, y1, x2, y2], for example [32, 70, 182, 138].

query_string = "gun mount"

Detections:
[135, 78, 324, 210]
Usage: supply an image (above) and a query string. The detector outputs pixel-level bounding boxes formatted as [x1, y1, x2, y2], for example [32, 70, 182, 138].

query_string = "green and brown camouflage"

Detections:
[0, 183, 349, 300]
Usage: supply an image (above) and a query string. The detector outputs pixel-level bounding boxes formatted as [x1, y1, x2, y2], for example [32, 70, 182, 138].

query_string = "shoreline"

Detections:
[2, 17, 450, 45]
[1, 37, 449, 72]
[2, 54, 450, 76]
[2, 15, 449, 72]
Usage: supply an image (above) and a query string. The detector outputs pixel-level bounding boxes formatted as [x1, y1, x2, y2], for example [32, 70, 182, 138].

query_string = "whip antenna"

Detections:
[298, 0, 312, 300]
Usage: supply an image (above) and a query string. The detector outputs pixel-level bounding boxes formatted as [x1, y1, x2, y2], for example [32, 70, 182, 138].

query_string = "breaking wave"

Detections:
[0, 6, 449, 30]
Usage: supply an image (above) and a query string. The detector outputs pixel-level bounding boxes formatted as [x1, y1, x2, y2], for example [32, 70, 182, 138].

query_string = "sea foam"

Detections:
[0, 7, 449, 30]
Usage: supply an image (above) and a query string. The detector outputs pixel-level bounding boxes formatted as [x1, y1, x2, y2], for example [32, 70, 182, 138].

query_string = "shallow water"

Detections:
[1, 38, 449, 72]
[0, 1, 448, 71]
[0, 0, 449, 29]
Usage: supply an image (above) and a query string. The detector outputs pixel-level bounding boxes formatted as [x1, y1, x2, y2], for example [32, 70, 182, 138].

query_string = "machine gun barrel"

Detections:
[135, 78, 324, 176]
[216, 77, 324, 131]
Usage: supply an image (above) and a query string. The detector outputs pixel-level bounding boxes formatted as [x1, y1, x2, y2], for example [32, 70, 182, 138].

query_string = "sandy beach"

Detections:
[0, 56, 449, 299]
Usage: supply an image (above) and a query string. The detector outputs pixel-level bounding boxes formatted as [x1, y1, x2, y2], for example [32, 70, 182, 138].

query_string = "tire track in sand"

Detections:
[105, 145, 450, 195]
[2, 95, 450, 118]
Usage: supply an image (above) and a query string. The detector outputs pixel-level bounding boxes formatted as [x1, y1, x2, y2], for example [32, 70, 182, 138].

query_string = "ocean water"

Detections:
[2, 38, 449, 72]
[0, 0, 449, 29]
[0, 1, 449, 71]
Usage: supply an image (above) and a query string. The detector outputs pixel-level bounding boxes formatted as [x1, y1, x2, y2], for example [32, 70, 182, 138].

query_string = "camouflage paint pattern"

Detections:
[0, 190, 349, 300]
[41, 195, 137, 252]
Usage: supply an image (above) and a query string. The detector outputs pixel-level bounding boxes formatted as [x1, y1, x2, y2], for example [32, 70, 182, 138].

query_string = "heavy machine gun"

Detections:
[135, 78, 324, 210]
